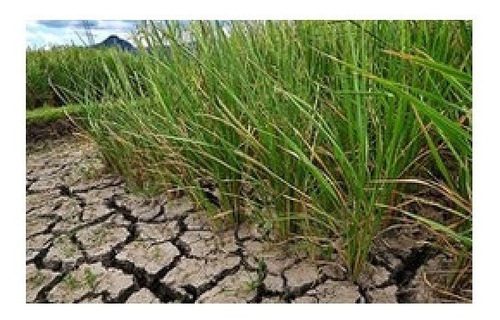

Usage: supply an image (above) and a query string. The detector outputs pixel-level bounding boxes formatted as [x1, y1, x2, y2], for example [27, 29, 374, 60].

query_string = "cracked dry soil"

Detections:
[26, 136, 443, 303]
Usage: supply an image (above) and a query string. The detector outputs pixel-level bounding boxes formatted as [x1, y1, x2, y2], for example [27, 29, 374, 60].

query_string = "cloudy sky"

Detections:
[26, 20, 140, 48]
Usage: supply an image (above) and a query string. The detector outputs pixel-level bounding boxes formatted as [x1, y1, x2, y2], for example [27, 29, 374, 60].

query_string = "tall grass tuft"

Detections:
[80, 20, 472, 284]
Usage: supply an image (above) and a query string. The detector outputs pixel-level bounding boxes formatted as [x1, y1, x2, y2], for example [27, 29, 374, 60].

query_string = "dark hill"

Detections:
[94, 35, 136, 52]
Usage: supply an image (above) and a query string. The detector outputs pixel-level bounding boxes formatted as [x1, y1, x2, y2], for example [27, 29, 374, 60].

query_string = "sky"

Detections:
[26, 20, 140, 48]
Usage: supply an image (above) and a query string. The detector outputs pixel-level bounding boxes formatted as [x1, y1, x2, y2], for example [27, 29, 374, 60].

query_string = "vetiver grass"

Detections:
[79, 21, 472, 293]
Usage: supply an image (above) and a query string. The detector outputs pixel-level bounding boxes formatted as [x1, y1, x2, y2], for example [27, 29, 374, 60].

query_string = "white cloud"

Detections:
[95, 20, 139, 31]
[26, 20, 138, 48]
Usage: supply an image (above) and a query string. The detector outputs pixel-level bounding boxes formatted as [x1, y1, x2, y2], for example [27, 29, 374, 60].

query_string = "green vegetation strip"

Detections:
[26, 104, 85, 125]
[26, 47, 145, 109]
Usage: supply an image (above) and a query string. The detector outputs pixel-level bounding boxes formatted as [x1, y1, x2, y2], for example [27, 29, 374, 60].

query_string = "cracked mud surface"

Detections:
[26, 137, 447, 303]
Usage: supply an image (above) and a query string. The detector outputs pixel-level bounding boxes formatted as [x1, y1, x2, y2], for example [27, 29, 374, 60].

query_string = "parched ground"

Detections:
[26, 136, 448, 303]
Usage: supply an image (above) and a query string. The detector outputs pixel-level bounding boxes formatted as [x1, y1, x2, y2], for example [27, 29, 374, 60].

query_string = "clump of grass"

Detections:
[63, 273, 81, 291]
[26, 46, 145, 109]
[80, 20, 472, 292]
[83, 268, 99, 290]
[26, 104, 85, 125]
[91, 227, 108, 246]
[28, 271, 46, 289]
[151, 245, 162, 261]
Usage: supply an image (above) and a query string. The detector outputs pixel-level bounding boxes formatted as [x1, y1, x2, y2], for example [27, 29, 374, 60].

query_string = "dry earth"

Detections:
[26, 136, 444, 303]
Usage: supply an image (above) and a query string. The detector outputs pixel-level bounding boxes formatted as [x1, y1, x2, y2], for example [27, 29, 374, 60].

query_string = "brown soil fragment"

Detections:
[26, 214, 57, 238]
[368, 285, 398, 303]
[263, 274, 284, 293]
[163, 196, 194, 220]
[26, 264, 58, 302]
[184, 211, 213, 231]
[297, 280, 360, 303]
[243, 240, 299, 275]
[47, 263, 133, 302]
[26, 233, 53, 261]
[26, 191, 63, 213]
[115, 241, 180, 274]
[358, 264, 391, 289]
[293, 296, 318, 303]
[126, 288, 161, 303]
[43, 234, 84, 269]
[162, 255, 240, 293]
[179, 230, 217, 257]
[76, 221, 129, 257]
[114, 194, 166, 221]
[136, 221, 180, 243]
[197, 270, 259, 303]
[284, 260, 320, 291]
[81, 203, 113, 222]
[261, 296, 285, 303]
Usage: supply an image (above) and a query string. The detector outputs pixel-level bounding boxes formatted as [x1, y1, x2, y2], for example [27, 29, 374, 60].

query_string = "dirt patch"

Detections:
[26, 137, 469, 303]
[27, 118, 77, 144]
